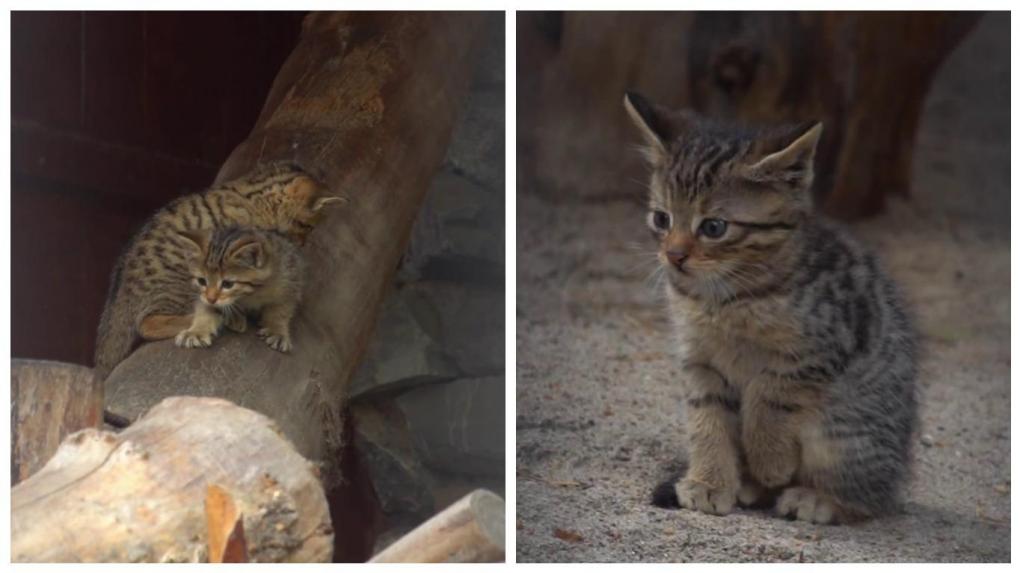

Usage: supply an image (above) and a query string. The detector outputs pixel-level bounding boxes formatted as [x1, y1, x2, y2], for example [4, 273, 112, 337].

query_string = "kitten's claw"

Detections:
[775, 486, 839, 524]
[258, 328, 292, 352]
[175, 329, 213, 348]
[674, 477, 736, 516]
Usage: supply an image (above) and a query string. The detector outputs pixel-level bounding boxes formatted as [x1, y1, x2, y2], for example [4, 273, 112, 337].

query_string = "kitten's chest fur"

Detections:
[667, 288, 801, 390]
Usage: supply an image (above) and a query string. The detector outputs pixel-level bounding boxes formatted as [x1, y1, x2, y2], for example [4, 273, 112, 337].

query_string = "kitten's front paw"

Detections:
[257, 328, 292, 353]
[776, 486, 840, 524]
[674, 477, 737, 516]
[175, 328, 214, 348]
[746, 445, 798, 488]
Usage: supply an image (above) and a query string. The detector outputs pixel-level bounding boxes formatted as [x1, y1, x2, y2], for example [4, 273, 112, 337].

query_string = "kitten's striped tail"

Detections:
[93, 298, 139, 382]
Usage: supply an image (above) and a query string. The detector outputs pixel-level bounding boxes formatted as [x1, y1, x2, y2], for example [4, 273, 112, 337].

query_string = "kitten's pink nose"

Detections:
[666, 249, 689, 269]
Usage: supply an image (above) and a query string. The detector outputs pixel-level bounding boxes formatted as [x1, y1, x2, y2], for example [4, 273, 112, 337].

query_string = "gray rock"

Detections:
[396, 376, 505, 477]
[352, 402, 434, 517]
[401, 281, 504, 377]
[349, 291, 460, 400]
[399, 169, 505, 285]
[444, 86, 505, 192]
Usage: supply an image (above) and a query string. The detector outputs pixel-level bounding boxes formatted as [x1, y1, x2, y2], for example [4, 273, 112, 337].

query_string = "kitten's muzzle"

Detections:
[666, 249, 690, 271]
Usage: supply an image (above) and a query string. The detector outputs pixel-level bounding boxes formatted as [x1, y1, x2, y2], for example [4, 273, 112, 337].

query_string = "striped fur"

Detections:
[626, 92, 918, 524]
[94, 162, 341, 379]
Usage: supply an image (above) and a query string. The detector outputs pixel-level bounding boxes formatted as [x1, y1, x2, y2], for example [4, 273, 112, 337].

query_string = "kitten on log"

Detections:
[176, 226, 305, 353]
[94, 162, 342, 379]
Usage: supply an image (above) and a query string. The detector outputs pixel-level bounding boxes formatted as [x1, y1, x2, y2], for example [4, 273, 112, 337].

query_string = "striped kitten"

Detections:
[94, 162, 342, 379]
[175, 226, 305, 353]
[624, 92, 918, 524]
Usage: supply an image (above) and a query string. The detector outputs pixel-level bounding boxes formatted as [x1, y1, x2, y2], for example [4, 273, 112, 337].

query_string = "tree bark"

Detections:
[11, 359, 102, 484]
[369, 489, 505, 563]
[104, 12, 482, 467]
[11, 397, 332, 563]
[520, 12, 977, 218]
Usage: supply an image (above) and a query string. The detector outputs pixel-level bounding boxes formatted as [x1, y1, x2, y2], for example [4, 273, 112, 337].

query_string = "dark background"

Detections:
[11, 11, 304, 365]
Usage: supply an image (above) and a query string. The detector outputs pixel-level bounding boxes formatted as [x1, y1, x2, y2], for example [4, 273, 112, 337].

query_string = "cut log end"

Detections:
[369, 489, 505, 563]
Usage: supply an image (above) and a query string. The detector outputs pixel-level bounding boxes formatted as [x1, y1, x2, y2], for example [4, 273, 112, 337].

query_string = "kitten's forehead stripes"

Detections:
[664, 137, 750, 202]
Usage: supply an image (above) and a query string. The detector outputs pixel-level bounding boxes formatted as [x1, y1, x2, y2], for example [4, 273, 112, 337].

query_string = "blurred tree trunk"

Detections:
[104, 9, 481, 518]
[521, 11, 978, 218]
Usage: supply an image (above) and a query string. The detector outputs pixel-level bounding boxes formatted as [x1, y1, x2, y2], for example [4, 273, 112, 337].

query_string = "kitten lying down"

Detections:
[624, 91, 918, 524]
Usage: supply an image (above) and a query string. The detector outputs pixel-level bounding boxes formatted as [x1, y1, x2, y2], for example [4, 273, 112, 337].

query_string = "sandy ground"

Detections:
[515, 15, 1009, 563]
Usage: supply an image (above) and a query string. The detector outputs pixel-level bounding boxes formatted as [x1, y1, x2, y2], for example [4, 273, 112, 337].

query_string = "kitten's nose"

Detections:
[205, 288, 219, 304]
[666, 249, 689, 269]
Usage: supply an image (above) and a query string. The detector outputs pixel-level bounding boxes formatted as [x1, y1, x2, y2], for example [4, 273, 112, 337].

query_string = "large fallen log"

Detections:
[369, 489, 505, 563]
[104, 12, 482, 468]
[11, 397, 332, 562]
[11, 359, 102, 484]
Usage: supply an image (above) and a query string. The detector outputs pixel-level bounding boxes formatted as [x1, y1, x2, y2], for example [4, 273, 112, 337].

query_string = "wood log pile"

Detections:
[12, 396, 333, 563]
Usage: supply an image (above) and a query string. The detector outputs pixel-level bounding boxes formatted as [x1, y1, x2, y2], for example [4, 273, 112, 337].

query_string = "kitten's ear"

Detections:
[284, 174, 326, 202]
[744, 122, 823, 187]
[623, 91, 693, 165]
[624, 91, 669, 163]
[226, 236, 265, 269]
[312, 195, 347, 212]
[176, 229, 209, 257]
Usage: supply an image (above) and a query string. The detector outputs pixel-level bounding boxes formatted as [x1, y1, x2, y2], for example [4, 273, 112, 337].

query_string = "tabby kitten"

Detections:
[94, 162, 343, 379]
[624, 92, 918, 524]
[176, 226, 304, 352]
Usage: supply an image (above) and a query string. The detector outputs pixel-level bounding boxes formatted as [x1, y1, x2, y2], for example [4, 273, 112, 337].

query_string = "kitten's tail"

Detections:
[94, 299, 139, 382]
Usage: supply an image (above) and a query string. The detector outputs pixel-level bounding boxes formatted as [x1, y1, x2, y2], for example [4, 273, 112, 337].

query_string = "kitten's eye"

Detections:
[650, 210, 671, 232]
[221, 280, 234, 289]
[698, 218, 728, 239]
[196, 277, 207, 287]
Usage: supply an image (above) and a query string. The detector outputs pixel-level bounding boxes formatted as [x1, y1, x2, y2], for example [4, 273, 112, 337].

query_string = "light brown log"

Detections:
[369, 489, 505, 563]
[11, 359, 102, 484]
[11, 397, 332, 563]
[103, 12, 483, 469]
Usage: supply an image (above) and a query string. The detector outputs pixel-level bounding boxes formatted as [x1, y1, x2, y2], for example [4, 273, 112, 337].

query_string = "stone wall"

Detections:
[349, 14, 505, 549]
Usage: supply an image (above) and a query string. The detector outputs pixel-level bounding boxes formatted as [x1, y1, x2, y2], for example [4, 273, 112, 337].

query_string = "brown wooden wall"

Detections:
[11, 11, 304, 366]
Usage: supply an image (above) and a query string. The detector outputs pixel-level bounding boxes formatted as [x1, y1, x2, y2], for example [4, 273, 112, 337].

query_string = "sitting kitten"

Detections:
[176, 226, 305, 352]
[94, 162, 343, 379]
[624, 92, 918, 524]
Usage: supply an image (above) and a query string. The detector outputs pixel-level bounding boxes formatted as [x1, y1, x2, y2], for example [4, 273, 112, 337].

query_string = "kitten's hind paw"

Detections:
[175, 329, 213, 348]
[258, 328, 292, 353]
[737, 481, 769, 508]
[775, 486, 840, 524]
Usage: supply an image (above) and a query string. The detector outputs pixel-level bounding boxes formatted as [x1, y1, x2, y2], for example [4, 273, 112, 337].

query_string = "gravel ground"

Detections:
[515, 14, 1009, 563]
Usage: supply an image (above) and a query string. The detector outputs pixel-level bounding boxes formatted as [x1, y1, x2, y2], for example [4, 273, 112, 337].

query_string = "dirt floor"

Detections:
[515, 14, 1010, 563]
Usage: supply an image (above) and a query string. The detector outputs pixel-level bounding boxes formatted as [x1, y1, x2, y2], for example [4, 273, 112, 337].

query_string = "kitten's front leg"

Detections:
[174, 301, 222, 348]
[675, 362, 742, 516]
[742, 376, 806, 488]
[257, 301, 296, 352]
